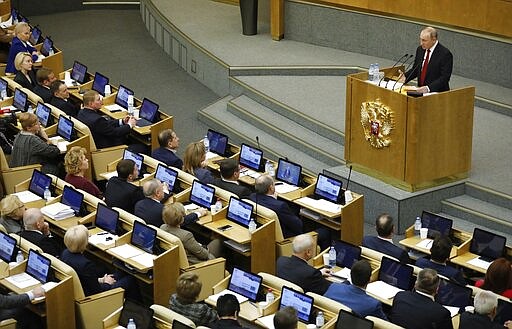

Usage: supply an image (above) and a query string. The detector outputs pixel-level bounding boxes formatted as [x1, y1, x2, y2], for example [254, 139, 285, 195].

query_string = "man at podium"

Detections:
[403, 26, 453, 93]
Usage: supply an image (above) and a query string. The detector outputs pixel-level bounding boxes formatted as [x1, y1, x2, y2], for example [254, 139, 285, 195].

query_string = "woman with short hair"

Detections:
[475, 257, 512, 298]
[0, 195, 25, 234]
[183, 141, 214, 184]
[6, 22, 38, 74]
[64, 146, 102, 198]
[13, 52, 36, 90]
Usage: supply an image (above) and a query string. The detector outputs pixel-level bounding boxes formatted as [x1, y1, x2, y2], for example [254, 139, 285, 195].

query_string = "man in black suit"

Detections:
[276, 234, 332, 295]
[362, 213, 410, 264]
[403, 26, 453, 93]
[49, 80, 79, 117]
[213, 158, 252, 198]
[33, 67, 56, 103]
[0, 286, 44, 328]
[460, 290, 512, 329]
[21, 208, 63, 257]
[151, 129, 183, 169]
[210, 294, 245, 329]
[391, 268, 453, 329]
[104, 159, 145, 214]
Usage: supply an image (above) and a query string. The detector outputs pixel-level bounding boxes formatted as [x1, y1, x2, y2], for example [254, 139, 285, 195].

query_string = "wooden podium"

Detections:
[345, 68, 475, 191]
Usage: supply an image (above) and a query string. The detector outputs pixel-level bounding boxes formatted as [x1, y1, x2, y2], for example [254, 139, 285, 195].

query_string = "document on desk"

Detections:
[257, 314, 276, 329]
[41, 202, 75, 220]
[415, 238, 434, 249]
[274, 183, 300, 195]
[333, 267, 351, 280]
[466, 257, 491, 270]
[296, 197, 341, 213]
[239, 169, 261, 179]
[109, 244, 145, 259]
[88, 233, 118, 247]
[104, 104, 127, 113]
[5, 273, 40, 289]
[208, 289, 248, 304]
[130, 253, 156, 268]
[205, 151, 221, 160]
[12, 190, 42, 203]
[443, 305, 460, 318]
[366, 281, 402, 300]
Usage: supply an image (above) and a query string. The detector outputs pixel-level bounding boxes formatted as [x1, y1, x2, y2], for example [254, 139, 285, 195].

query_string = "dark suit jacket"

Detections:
[0, 292, 30, 321]
[362, 235, 410, 264]
[134, 197, 196, 227]
[276, 255, 331, 295]
[249, 193, 302, 238]
[50, 96, 78, 117]
[6, 37, 37, 74]
[210, 319, 245, 329]
[77, 107, 132, 148]
[194, 167, 215, 184]
[213, 178, 252, 198]
[14, 70, 37, 91]
[60, 249, 108, 296]
[459, 312, 504, 329]
[415, 257, 465, 285]
[104, 176, 145, 213]
[324, 282, 387, 320]
[405, 42, 453, 92]
[151, 147, 183, 169]
[20, 230, 62, 257]
[33, 84, 52, 103]
[390, 291, 453, 329]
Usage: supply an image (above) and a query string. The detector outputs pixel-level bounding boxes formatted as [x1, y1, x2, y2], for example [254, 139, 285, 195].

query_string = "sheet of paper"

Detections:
[208, 289, 248, 304]
[12, 190, 42, 203]
[257, 314, 275, 329]
[443, 305, 460, 318]
[296, 197, 341, 213]
[415, 238, 434, 249]
[88, 233, 118, 246]
[5, 273, 40, 289]
[333, 267, 351, 279]
[467, 257, 491, 270]
[130, 253, 156, 268]
[109, 244, 144, 259]
[274, 183, 300, 194]
[366, 281, 402, 300]
[105, 104, 126, 112]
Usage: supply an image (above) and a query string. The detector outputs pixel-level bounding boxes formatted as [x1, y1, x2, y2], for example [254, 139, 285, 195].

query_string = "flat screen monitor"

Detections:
[378, 256, 414, 291]
[0, 78, 7, 96]
[0, 232, 17, 263]
[115, 84, 134, 110]
[26, 250, 51, 283]
[123, 149, 143, 173]
[207, 129, 228, 156]
[57, 115, 74, 141]
[95, 203, 119, 235]
[435, 278, 472, 308]
[29, 169, 52, 198]
[40, 37, 53, 57]
[469, 228, 506, 261]
[155, 164, 178, 192]
[11, 8, 18, 22]
[495, 299, 512, 324]
[314, 173, 343, 204]
[29, 26, 41, 45]
[172, 320, 193, 329]
[131, 221, 157, 254]
[139, 98, 159, 123]
[92, 72, 109, 96]
[71, 61, 88, 84]
[333, 240, 361, 269]
[13, 88, 27, 111]
[228, 267, 262, 302]
[36, 102, 51, 127]
[279, 286, 314, 323]
[335, 309, 374, 329]
[421, 211, 453, 238]
[189, 180, 215, 210]
[239, 143, 263, 171]
[226, 197, 253, 227]
[276, 158, 302, 186]
[61, 185, 84, 216]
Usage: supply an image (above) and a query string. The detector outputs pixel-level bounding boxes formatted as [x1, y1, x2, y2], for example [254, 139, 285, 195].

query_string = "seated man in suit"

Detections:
[362, 213, 410, 263]
[276, 234, 332, 295]
[274, 306, 298, 329]
[104, 159, 145, 214]
[213, 158, 252, 198]
[459, 290, 512, 329]
[391, 268, 453, 329]
[33, 67, 56, 103]
[49, 80, 79, 117]
[21, 208, 63, 257]
[324, 260, 387, 320]
[0, 286, 44, 328]
[416, 235, 465, 285]
[151, 129, 183, 169]
[210, 294, 245, 329]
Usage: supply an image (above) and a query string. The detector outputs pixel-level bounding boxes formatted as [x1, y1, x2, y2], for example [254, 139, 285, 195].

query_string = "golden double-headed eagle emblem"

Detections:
[360, 99, 394, 148]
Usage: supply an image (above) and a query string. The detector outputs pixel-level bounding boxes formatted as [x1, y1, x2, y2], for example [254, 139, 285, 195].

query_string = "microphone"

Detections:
[378, 53, 408, 86]
[399, 56, 421, 93]
[344, 166, 353, 204]
[392, 54, 414, 91]
[255, 136, 260, 150]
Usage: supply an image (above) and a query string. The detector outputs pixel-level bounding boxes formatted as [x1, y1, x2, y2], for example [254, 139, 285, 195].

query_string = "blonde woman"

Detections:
[6, 22, 38, 74]
[13, 52, 36, 90]
[0, 195, 25, 234]
[64, 146, 102, 198]
[183, 141, 214, 184]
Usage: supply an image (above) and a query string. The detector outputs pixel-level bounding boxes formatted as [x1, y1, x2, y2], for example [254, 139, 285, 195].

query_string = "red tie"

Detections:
[419, 49, 430, 86]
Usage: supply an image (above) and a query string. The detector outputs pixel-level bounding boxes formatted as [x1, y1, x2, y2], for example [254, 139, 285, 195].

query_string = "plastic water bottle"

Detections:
[127, 95, 134, 116]
[316, 311, 324, 328]
[214, 200, 223, 213]
[414, 216, 422, 235]
[27, 105, 33, 114]
[248, 218, 257, 234]
[203, 135, 209, 152]
[265, 160, 275, 177]
[127, 318, 136, 329]
[16, 251, 24, 263]
[266, 288, 274, 304]
[369, 63, 375, 81]
[49, 47, 55, 56]
[374, 63, 380, 82]
[328, 246, 337, 268]
[43, 185, 51, 201]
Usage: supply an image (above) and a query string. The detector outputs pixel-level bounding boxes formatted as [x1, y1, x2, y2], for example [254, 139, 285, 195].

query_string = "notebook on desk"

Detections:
[29, 26, 41, 46]
[226, 196, 254, 228]
[104, 84, 134, 113]
[92, 72, 109, 96]
[4, 88, 28, 112]
[71, 61, 88, 85]
[108, 221, 157, 269]
[131, 221, 157, 255]
[239, 143, 263, 174]
[189, 180, 215, 210]
[469, 228, 506, 264]
[209, 267, 262, 303]
[61, 185, 84, 216]
[436, 278, 472, 313]
[421, 211, 453, 239]
[36, 102, 52, 127]
[135, 98, 159, 127]
[28, 169, 52, 199]
[366, 256, 414, 299]
[5, 250, 51, 289]
[155, 164, 178, 194]
[279, 286, 314, 323]
[332, 240, 361, 279]
[314, 173, 344, 204]
[206, 129, 229, 158]
[89, 203, 119, 246]
[0, 232, 17, 263]
[0, 78, 8, 99]
[335, 309, 374, 329]
[40, 37, 53, 57]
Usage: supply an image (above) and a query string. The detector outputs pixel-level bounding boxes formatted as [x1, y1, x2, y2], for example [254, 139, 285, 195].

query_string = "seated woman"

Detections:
[61, 225, 139, 298]
[161, 202, 220, 264]
[183, 141, 215, 184]
[0, 195, 25, 234]
[169, 272, 217, 327]
[64, 146, 102, 198]
[6, 22, 38, 74]
[475, 257, 512, 298]
[10, 112, 60, 175]
[13, 52, 36, 90]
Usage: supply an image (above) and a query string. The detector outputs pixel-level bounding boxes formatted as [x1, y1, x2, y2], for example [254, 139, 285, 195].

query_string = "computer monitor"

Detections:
[421, 211, 453, 238]
[123, 149, 144, 173]
[139, 98, 159, 123]
[333, 240, 361, 269]
[71, 61, 88, 84]
[92, 72, 109, 96]
[314, 173, 343, 204]
[495, 299, 512, 324]
[0, 232, 17, 263]
[28, 169, 52, 198]
[0, 78, 7, 97]
[207, 129, 228, 156]
[226, 197, 253, 227]
[13, 88, 28, 111]
[335, 309, 374, 329]
[29, 26, 41, 45]
[435, 278, 472, 308]
[26, 250, 51, 283]
[189, 180, 215, 210]
[378, 256, 414, 291]
[239, 143, 263, 171]
[36, 102, 51, 127]
[95, 203, 119, 235]
[40, 37, 53, 57]
[11, 8, 18, 22]
[155, 164, 178, 192]
[276, 158, 302, 186]
[469, 228, 506, 261]
[131, 221, 157, 254]
[228, 267, 262, 302]
[172, 320, 193, 329]
[57, 115, 74, 141]
[279, 286, 314, 323]
[115, 84, 134, 110]
[61, 185, 84, 216]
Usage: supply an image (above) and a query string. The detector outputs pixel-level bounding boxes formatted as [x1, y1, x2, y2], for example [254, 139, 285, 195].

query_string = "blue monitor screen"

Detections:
[0, 78, 7, 94]
[29, 26, 41, 45]
[314, 173, 343, 203]
[57, 115, 74, 141]
[435, 279, 472, 308]
[276, 158, 302, 186]
[378, 256, 414, 291]
[36, 103, 51, 127]
[123, 149, 143, 173]
[155, 164, 178, 192]
[115, 85, 134, 109]
[228, 267, 262, 302]
[470, 228, 506, 261]
[207, 129, 228, 156]
[29, 170, 51, 198]
[421, 211, 453, 238]
[95, 203, 119, 235]
[139, 98, 159, 122]
[189, 180, 215, 210]
[13, 89, 27, 111]
[279, 286, 314, 323]
[71, 61, 87, 84]
[61, 185, 83, 215]
[0, 232, 16, 262]
[92, 72, 109, 96]
[40, 37, 53, 57]
[26, 250, 51, 283]
[334, 240, 361, 269]
[239, 143, 263, 171]
[131, 221, 157, 254]
[226, 197, 253, 227]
